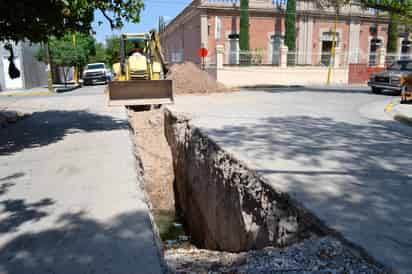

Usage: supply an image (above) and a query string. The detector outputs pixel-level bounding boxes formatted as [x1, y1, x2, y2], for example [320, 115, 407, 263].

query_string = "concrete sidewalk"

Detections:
[0, 87, 162, 274]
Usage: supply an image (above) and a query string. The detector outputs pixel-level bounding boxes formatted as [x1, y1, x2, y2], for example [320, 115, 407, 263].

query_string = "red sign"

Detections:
[198, 47, 208, 58]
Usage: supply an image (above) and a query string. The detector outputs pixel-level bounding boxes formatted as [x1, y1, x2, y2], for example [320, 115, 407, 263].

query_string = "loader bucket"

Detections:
[108, 80, 173, 106]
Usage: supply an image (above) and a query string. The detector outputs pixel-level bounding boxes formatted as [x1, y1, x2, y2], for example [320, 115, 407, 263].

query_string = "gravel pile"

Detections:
[165, 236, 384, 274]
[166, 62, 227, 94]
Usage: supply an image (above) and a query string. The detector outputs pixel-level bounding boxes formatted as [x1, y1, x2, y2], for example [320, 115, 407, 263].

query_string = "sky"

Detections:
[92, 0, 192, 44]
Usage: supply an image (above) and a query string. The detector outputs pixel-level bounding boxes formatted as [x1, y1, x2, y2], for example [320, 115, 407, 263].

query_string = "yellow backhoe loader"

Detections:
[107, 31, 173, 106]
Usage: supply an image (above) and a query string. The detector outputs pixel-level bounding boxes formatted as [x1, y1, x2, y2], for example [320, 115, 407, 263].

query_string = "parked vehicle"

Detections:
[82, 63, 108, 85]
[368, 60, 412, 94]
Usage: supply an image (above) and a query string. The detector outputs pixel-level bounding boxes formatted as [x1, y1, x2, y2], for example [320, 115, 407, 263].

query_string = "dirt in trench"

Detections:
[129, 108, 175, 211]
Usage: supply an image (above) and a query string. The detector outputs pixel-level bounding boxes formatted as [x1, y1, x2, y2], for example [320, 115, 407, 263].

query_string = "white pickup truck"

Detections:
[82, 63, 111, 85]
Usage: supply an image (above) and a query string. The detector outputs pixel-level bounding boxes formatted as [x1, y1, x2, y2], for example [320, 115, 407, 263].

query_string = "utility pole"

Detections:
[327, 13, 338, 85]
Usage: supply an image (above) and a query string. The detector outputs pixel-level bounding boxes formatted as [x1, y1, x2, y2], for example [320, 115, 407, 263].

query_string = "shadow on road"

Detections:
[0, 211, 158, 274]
[242, 85, 399, 96]
[206, 115, 412, 270]
[0, 198, 55, 234]
[0, 110, 128, 156]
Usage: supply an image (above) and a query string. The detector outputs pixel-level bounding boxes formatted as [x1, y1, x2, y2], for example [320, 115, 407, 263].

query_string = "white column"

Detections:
[348, 20, 361, 64]
[280, 45, 288, 68]
[200, 14, 208, 49]
[216, 45, 224, 69]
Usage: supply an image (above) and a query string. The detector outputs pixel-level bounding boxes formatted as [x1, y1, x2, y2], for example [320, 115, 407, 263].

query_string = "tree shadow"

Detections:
[204, 115, 412, 271]
[241, 85, 399, 96]
[0, 198, 55, 233]
[0, 211, 162, 274]
[0, 110, 128, 156]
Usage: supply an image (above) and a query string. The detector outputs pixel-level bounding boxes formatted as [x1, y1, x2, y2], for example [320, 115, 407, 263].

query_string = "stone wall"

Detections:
[164, 109, 328, 252]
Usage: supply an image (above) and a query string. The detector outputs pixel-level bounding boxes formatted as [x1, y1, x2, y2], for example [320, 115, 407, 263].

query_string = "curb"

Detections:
[0, 91, 52, 97]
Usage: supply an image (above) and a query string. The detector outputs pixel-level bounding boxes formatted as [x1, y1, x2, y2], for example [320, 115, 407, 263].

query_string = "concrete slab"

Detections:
[169, 89, 412, 273]
[0, 86, 162, 274]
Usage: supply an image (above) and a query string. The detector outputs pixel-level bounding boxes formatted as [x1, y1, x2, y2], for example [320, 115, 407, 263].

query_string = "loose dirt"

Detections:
[166, 62, 227, 94]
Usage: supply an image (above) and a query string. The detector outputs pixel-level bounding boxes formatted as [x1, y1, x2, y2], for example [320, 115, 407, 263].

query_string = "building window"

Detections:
[321, 31, 340, 66]
[215, 16, 221, 41]
[369, 38, 382, 66]
[227, 33, 239, 64]
[401, 40, 412, 60]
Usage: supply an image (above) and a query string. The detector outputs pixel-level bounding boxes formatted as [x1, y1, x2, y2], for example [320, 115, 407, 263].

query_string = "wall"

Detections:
[216, 66, 348, 87]
[311, 20, 350, 66]
[161, 9, 201, 64]
[21, 42, 47, 89]
[348, 64, 384, 84]
[208, 12, 284, 64]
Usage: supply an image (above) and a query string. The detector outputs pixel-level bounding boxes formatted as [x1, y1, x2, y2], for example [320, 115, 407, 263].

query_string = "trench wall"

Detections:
[164, 109, 329, 252]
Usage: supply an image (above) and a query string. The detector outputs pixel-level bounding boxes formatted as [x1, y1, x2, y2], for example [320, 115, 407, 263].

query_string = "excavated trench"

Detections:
[129, 107, 384, 273]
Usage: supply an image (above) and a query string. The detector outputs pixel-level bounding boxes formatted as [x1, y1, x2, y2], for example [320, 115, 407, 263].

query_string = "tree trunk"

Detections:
[44, 42, 54, 92]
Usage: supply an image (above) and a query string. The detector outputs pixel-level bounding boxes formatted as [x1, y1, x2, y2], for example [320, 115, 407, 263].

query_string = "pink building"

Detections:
[161, 0, 397, 67]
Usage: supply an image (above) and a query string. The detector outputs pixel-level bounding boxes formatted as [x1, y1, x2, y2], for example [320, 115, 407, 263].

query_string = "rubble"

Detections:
[165, 236, 384, 274]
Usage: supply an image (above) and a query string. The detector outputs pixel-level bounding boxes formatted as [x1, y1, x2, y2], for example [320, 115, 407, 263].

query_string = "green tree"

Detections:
[239, 0, 250, 64]
[105, 36, 121, 66]
[104, 35, 136, 66]
[37, 33, 96, 86]
[284, 0, 296, 53]
[387, 13, 399, 53]
[89, 42, 107, 64]
[0, 0, 144, 43]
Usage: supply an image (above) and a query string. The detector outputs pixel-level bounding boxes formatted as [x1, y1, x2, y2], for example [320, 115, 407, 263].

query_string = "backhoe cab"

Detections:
[108, 32, 173, 106]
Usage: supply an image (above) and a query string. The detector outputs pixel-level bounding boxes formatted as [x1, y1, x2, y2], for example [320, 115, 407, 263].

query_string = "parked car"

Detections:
[82, 63, 109, 85]
[368, 60, 412, 94]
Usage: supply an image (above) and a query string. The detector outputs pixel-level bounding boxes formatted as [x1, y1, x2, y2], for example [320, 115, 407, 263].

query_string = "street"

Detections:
[169, 87, 412, 273]
[0, 86, 162, 274]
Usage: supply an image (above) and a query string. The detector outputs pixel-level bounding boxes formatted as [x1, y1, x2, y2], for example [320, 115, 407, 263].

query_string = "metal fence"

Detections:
[223, 49, 412, 68]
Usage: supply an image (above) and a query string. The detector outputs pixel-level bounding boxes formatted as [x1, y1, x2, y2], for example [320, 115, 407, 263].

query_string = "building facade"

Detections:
[0, 41, 47, 91]
[161, 0, 402, 67]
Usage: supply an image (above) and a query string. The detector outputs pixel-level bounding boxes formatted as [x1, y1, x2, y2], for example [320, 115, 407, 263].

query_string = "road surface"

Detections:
[169, 86, 412, 273]
[0, 85, 162, 274]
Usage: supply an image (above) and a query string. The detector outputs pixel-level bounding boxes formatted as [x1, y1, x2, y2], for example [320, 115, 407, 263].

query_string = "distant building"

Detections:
[0, 41, 47, 91]
[160, 0, 400, 67]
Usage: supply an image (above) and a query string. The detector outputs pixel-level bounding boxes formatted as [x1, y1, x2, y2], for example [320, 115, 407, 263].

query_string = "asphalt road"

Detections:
[0, 85, 162, 274]
[169, 86, 412, 273]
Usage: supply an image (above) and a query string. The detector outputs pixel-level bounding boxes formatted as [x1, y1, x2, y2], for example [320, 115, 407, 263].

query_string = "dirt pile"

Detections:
[166, 62, 227, 94]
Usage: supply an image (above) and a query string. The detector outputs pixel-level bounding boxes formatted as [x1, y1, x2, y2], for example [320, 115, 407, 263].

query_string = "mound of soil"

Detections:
[167, 62, 227, 94]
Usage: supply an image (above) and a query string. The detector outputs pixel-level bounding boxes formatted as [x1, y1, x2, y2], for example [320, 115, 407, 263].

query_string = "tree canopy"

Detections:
[0, 0, 144, 43]
[37, 33, 95, 67]
[284, 0, 296, 51]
